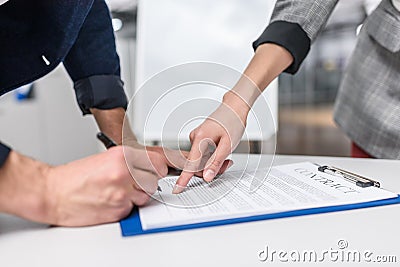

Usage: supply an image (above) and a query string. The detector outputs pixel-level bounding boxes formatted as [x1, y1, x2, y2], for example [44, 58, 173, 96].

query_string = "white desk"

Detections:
[1, 155, 399, 267]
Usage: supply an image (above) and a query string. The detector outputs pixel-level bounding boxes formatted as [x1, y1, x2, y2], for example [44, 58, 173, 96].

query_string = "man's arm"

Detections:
[90, 107, 131, 145]
[62, 0, 141, 149]
[0, 0, 158, 225]
[0, 150, 50, 222]
[63, 0, 128, 120]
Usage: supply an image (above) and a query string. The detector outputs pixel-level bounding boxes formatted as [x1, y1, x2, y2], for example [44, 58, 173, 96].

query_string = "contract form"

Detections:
[139, 162, 397, 230]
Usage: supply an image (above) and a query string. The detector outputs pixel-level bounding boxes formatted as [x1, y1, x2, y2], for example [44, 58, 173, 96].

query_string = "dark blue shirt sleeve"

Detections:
[63, 0, 128, 115]
[252, 21, 311, 74]
[0, 142, 11, 168]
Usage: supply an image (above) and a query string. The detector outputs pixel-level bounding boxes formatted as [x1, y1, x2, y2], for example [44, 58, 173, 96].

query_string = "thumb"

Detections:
[203, 138, 232, 182]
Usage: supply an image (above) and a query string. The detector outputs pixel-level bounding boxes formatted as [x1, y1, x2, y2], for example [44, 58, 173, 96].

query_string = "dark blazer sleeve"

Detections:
[63, 0, 128, 115]
[253, 0, 339, 74]
[0, 142, 11, 168]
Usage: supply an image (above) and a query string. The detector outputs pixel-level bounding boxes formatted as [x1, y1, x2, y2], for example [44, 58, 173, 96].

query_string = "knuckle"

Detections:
[110, 189, 129, 203]
[211, 158, 224, 168]
[110, 167, 128, 183]
[184, 160, 199, 172]
[194, 129, 207, 139]
[190, 129, 208, 142]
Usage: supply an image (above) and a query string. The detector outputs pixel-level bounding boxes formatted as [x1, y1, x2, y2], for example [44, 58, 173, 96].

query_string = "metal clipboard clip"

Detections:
[318, 165, 381, 188]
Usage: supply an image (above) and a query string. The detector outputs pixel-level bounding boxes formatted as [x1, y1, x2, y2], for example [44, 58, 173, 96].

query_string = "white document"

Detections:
[139, 162, 397, 230]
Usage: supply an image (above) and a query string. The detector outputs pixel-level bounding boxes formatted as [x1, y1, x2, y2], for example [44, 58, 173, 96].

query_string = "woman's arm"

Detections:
[173, 43, 293, 193]
[173, 0, 341, 193]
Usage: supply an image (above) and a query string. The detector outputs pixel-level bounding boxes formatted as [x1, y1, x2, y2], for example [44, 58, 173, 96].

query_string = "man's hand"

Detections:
[47, 146, 170, 226]
[0, 146, 167, 226]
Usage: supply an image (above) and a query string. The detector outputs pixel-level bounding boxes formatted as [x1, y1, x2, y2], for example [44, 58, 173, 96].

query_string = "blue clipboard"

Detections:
[120, 195, 400, 237]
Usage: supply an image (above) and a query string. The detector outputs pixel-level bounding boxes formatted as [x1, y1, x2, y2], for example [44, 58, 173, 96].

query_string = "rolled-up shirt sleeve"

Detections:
[73, 75, 126, 115]
[63, 0, 127, 115]
[0, 142, 11, 168]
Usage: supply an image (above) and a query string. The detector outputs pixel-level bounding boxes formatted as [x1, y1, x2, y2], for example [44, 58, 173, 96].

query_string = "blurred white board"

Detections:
[133, 0, 278, 142]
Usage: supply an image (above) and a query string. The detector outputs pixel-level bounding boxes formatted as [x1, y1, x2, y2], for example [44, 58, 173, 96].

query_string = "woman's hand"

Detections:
[124, 140, 233, 181]
[173, 92, 249, 193]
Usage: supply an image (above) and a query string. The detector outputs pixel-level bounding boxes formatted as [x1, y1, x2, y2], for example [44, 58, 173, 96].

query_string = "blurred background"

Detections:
[0, 0, 381, 165]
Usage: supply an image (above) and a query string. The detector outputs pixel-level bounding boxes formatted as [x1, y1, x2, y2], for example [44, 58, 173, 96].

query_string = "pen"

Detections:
[97, 132, 117, 149]
[96, 132, 162, 192]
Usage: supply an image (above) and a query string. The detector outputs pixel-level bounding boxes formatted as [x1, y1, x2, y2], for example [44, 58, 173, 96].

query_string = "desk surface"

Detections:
[1, 155, 399, 267]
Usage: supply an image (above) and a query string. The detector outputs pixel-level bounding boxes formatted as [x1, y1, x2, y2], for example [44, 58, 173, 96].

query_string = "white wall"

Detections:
[132, 0, 278, 144]
[0, 67, 99, 165]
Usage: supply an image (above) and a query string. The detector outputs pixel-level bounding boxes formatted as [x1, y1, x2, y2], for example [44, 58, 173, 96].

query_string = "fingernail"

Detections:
[172, 184, 186, 194]
[204, 169, 215, 181]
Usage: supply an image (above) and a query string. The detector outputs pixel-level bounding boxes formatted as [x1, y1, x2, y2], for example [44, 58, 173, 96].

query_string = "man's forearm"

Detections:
[91, 107, 140, 147]
[0, 151, 50, 222]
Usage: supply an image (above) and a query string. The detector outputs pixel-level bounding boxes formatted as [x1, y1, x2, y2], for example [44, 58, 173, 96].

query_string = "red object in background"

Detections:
[351, 142, 374, 158]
